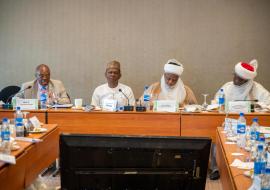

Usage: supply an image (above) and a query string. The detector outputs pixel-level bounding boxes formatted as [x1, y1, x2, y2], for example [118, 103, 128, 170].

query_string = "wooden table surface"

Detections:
[47, 109, 181, 136]
[0, 124, 59, 190]
[1, 109, 269, 190]
[0, 109, 46, 123]
[216, 127, 252, 190]
[2, 108, 270, 141]
[181, 112, 270, 143]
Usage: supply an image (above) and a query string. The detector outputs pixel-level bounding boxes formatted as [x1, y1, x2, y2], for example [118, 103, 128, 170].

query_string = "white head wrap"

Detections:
[159, 59, 186, 104]
[164, 59, 184, 76]
[235, 59, 258, 80]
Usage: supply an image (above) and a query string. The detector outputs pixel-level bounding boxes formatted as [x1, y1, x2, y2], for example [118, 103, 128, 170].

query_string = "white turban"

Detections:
[164, 59, 184, 76]
[235, 59, 258, 80]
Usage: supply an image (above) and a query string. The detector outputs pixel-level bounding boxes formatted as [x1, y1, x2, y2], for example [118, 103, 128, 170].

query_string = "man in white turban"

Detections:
[214, 59, 270, 105]
[141, 59, 197, 107]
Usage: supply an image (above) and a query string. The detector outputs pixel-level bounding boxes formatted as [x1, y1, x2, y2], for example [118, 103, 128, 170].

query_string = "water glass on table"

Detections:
[74, 99, 83, 109]
[51, 92, 59, 109]
[201, 94, 208, 110]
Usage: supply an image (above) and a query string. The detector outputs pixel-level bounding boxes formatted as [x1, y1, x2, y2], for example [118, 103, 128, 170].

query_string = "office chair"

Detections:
[0, 85, 21, 103]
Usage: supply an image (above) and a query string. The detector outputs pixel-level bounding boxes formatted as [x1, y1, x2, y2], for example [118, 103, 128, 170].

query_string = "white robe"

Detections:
[215, 81, 270, 105]
[91, 83, 135, 107]
[159, 75, 186, 104]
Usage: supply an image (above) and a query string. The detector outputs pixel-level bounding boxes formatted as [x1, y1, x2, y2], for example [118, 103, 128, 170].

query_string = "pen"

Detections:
[234, 99, 258, 102]
[15, 137, 43, 143]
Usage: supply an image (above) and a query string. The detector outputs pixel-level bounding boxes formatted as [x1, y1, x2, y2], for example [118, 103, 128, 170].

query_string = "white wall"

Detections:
[0, 0, 270, 104]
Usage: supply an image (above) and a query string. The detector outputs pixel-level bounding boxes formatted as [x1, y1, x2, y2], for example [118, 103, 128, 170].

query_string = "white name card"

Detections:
[227, 101, 250, 113]
[16, 99, 38, 110]
[154, 100, 178, 112]
[0, 153, 16, 164]
[102, 99, 117, 112]
[29, 116, 41, 128]
[224, 118, 238, 131]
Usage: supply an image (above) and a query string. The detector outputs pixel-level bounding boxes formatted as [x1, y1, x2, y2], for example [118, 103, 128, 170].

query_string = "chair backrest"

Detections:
[0, 85, 21, 103]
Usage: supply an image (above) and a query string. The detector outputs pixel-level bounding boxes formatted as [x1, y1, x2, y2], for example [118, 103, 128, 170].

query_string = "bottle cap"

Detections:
[16, 118, 23, 123]
[16, 107, 21, 110]
[240, 112, 244, 116]
[259, 136, 265, 142]
[220, 89, 224, 92]
[257, 144, 263, 151]
[144, 86, 149, 90]
[265, 168, 270, 174]
[2, 118, 8, 122]
[253, 118, 258, 122]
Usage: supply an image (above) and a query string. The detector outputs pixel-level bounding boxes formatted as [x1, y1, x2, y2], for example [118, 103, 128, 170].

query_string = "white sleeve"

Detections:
[91, 89, 100, 106]
[254, 84, 270, 105]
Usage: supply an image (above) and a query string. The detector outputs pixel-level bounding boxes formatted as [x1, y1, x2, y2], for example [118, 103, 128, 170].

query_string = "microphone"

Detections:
[234, 99, 258, 102]
[6, 85, 32, 104]
[118, 89, 134, 111]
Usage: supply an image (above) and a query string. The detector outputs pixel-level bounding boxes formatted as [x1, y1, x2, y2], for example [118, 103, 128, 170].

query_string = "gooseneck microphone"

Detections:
[118, 89, 134, 111]
[119, 89, 130, 106]
[6, 85, 32, 103]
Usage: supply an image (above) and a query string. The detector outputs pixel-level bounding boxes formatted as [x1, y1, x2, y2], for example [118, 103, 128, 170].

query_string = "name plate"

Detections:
[227, 101, 250, 113]
[0, 153, 16, 164]
[16, 99, 38, 110]
[102, 99, 117, 112]
[224, 118, 238, 131]
[154, 100, 178, 112]
[29, 116, 41, 128]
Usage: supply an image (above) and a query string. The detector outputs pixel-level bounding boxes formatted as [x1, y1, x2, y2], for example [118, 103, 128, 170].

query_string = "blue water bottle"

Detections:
[218, 89, 225, 113]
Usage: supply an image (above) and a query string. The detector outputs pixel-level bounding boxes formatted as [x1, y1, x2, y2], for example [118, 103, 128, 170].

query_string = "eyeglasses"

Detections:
[37, 74, 50, 78]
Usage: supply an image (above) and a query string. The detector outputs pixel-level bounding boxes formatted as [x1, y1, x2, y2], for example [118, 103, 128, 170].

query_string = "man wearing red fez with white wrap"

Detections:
[210, 59, 270, 181]
[214, 59, 270, 105]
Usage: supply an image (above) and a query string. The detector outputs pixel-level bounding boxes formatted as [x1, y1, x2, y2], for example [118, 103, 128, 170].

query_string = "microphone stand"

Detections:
[135, 99, 146, 112]
[118, 89, 134, 111]
[3, 86, 32, 109]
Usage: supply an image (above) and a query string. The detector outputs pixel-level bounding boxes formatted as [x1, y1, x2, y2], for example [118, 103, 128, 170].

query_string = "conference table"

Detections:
[1, 108, 270, 190]
[0, 124, 59, 190]
[0, 109, 46, 123]
[47, 110, 270, 144]
[216, 127, 252, 190]
[181, 112, 270, 143]
[1, 109, 270, 141]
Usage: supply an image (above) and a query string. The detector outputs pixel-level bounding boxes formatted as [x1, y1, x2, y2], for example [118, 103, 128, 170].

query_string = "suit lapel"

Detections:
[32, 81, 39, 99]
[48, 80, 54, 93]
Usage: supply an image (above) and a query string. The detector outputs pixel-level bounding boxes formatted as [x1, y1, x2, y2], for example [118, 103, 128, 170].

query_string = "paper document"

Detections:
[230, 159, 253, 170]
[15, 137, 43, 143]
[51, 104, 73, 108]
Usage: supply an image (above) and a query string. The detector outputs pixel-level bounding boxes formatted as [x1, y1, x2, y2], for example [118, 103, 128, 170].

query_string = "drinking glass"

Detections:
[150, 94, 158, 111]
[23, 111, 32, 133]
[201, 94, 209, 110]
[51, 92, 59, 109]
[226, 121, 234, 137]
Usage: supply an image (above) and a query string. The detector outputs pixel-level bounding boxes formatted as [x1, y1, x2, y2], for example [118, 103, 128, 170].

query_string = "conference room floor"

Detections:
[35, 173, 223, 190]
[205, 178, 223, 190]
